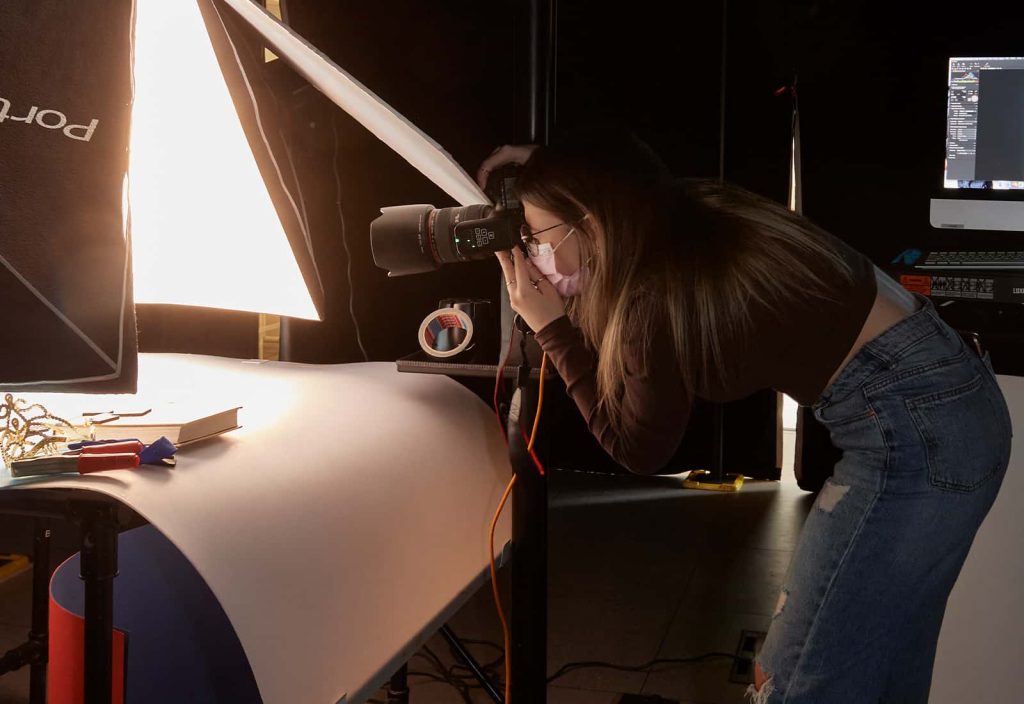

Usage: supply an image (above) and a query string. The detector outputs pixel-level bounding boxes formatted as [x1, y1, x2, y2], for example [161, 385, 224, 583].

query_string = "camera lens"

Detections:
[370, 203, 520, 277]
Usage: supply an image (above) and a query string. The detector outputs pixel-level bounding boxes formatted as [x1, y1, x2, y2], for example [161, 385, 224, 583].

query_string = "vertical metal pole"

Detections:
[28, 519, 50, 704]
[526, 0, 542, 144]
[503, 0, 558, 357]
[508, 371, 547, 703]
[527, 0, 558, 146]
[505, 3, 557, 699]
[718, 0, 728, 184]
[79, 507, 117, 704]
[708, 0, 729, 483]
[709, 402, 725, 482]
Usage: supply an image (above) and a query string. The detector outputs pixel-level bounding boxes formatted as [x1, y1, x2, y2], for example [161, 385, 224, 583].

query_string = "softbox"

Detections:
[0, 0, 138, 392]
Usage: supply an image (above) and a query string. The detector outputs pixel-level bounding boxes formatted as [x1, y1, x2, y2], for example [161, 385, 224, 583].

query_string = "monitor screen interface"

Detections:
[944, 56, 1024, 191]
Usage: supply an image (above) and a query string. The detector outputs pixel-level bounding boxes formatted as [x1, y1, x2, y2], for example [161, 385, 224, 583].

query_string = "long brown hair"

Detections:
[515, 129, 856, 426]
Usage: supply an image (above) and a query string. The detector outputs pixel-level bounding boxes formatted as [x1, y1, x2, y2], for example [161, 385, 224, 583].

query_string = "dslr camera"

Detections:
[369, 165, 524, 277]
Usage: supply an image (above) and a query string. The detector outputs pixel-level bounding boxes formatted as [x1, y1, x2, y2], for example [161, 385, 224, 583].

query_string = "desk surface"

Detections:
[1, 354, 513, 704]
[397, 349, 546, 379]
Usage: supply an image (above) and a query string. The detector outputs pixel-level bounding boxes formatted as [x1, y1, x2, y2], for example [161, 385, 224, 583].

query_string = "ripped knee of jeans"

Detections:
[817, 480, 850, 513]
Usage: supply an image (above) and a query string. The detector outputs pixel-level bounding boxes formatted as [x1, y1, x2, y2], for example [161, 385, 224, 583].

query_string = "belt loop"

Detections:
[927, 304, 952, 339]
[865, 345, 896, 370]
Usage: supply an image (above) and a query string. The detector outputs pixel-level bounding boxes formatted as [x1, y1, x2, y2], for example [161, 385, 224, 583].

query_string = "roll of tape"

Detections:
[418, 307, 475, 358]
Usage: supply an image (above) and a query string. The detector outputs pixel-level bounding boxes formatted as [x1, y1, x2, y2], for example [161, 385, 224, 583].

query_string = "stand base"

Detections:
[682, 470, 745, 492]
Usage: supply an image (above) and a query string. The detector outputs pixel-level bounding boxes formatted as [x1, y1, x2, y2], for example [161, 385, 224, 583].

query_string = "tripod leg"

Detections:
[507, 383, 548, 703]
[79, 505, 118, 704]
[29, 519, 50, 704]
[440, 624, 503, 703]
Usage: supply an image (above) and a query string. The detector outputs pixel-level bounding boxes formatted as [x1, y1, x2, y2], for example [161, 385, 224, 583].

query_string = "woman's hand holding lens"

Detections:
[495, 247, 567, 333]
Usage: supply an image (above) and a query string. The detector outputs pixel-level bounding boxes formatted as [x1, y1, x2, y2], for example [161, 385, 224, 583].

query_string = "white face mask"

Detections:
[528, 227, 588, 297]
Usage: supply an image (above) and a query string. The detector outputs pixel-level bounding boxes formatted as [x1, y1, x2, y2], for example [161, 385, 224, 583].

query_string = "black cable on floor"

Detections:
[433, 637, 739, 685]
[373, 641, 740, 700]
[419, 646, 477, 703]
[547, 651, 740, 684]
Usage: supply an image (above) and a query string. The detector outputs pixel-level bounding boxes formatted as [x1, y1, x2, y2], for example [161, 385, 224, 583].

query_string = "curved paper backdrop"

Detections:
[0, 0, 137, 392]
[0, 355, 515, 704]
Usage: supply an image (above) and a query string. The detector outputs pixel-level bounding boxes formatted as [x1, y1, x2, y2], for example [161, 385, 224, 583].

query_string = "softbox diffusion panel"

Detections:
[0, 0, 137, 392]
[195, 0, 325, 319]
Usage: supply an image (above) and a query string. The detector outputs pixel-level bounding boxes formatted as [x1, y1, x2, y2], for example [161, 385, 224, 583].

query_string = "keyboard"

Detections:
[917, 250, 1024, 269]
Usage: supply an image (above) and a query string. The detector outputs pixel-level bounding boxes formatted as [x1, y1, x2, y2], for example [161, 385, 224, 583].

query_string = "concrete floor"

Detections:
[0, 428, 814, 704]
[370, 428, 814, 704]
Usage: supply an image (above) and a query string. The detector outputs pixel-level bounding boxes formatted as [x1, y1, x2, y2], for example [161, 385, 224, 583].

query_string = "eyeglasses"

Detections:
[519, 219, 582, 257]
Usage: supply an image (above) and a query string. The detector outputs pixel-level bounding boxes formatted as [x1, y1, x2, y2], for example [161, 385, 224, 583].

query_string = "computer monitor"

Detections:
[930, 56, 1024, 232]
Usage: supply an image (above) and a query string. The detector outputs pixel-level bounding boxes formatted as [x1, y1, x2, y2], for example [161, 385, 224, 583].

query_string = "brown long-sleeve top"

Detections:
[533, 231, 877, 474]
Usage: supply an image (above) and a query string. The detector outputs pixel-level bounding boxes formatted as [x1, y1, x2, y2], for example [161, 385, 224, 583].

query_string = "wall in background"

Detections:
[553, 0, 1024, 377]
[556, 0, 1024, 258]
[140, 1, 1024, 366]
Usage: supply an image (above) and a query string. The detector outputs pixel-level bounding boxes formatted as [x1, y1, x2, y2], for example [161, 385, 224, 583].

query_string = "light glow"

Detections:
[129, 0, 318, 320]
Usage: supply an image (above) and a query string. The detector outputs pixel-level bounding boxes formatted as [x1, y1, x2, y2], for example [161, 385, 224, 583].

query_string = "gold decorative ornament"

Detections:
[0, 394, 85, 467]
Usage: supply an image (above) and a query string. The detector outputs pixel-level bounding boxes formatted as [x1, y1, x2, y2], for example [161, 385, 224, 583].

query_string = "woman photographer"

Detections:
[478, 130, 1012, 703]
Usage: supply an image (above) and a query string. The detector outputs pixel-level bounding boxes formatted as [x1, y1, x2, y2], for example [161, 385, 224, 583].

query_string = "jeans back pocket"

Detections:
[907, 373, 1011, 492]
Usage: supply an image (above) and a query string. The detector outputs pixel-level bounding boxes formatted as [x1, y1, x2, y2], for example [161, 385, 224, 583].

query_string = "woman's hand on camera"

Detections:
[495, 247, 566, 333]
[476, 144, 539, 189]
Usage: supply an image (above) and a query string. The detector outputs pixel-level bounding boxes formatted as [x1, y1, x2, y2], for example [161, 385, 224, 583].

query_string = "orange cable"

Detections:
[527, 353, 548, 452]
[489, 472, 516, 703]
[490, 352, 548, 702]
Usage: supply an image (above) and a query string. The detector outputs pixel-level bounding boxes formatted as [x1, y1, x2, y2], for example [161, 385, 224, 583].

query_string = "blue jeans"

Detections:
[749, 292, 1013, 703]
